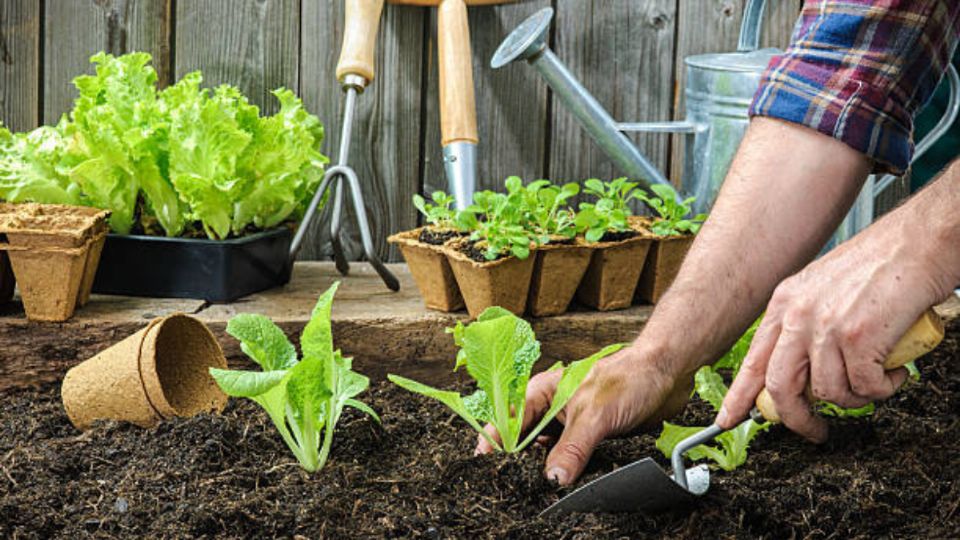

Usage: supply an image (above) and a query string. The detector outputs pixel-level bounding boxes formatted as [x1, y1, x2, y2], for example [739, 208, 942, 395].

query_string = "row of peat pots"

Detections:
[390, 217, 693, 318]
[0, 203, 109, 322]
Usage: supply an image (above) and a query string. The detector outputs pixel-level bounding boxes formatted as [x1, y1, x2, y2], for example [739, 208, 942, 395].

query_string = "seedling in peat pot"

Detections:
[389, 307, 622, 452]
[209, 282, 378, 472]
[507, 177, 580, 245]
[575, 177, 643, 243]
[639, 184, 707, 236]
[413, 191, 459, 230]
[457, 181, 537, 260]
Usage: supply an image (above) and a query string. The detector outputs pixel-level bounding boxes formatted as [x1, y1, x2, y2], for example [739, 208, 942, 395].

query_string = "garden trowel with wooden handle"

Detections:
[541, 308, 945, 517]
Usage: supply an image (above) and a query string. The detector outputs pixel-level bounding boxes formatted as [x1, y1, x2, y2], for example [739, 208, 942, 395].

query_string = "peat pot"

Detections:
[389, 228, 465, 312]
[445, 246, 535, 318]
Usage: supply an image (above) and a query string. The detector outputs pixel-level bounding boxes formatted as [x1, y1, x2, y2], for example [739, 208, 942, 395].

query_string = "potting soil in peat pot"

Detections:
[2, 320, 960, 538]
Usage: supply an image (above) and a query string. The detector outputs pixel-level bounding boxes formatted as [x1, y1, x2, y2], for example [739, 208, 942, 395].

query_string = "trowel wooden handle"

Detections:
[755, 308, 945, 423]
[336, 0, 385, 83]
[438, 0, 479, 145]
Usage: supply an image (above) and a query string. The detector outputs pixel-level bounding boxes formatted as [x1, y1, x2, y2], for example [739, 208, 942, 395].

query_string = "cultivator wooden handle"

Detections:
[337, 0, 386, 83]
[755, 308, 945, 423]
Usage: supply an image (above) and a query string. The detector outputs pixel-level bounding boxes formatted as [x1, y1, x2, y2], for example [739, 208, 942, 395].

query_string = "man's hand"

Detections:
[718, 161, 960, 440]
[474, 347, 691, 485]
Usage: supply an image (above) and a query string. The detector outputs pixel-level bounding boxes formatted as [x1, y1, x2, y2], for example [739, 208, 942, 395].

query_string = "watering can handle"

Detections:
[737, 0, 767, 53]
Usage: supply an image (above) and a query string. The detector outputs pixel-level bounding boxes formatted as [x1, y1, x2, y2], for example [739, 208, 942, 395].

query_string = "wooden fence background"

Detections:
[0, 0, 803, 261]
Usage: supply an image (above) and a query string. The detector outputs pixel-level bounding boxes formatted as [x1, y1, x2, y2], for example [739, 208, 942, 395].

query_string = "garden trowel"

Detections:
[541, 308, 945, 517]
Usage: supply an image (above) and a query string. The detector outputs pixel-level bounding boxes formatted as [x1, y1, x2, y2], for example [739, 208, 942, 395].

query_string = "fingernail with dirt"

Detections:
[715, 405, 729, 428]
[546, 467, 568, 486]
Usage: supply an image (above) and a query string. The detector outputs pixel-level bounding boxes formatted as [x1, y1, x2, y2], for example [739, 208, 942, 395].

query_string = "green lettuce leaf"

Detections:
[0, 122, 80, 205]
[226, 313, 297, 371]
[209, 368, 288, 398]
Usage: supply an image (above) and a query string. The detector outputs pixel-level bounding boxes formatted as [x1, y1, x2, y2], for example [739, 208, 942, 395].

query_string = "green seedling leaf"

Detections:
[209, 368, 288, 398]
[657, 418, 769, 472]
[577, 177, 643, 242]
[638, 183, 706, 237]
[226, 314, 297, 371]
[208, 282, 376, 473]
[817, 401, 876, 418]
[390, 308, 621, 454]
[301, 282, 338, 362]
[655, 318, 768, 471]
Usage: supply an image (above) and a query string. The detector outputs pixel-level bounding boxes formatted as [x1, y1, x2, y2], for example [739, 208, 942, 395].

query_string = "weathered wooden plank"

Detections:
[0, 0, 40, 132]
[421, 1, 551, 197]
[174, 0, 298, 116]
[670, 0, 801, 186]
[0, 262, 653, 390]
[43, 0, 172, 124]
[548, 0, 677, 198]
[297, 4, 425, 263]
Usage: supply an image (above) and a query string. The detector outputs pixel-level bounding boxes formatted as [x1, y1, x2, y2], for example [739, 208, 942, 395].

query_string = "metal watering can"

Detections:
[492, 0, 960, 248]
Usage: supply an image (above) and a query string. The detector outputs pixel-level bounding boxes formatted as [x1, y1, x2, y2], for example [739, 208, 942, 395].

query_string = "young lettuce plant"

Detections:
[656, 320, 768, 471]
[639, 183, 707, 236]
[456, 182, 536, 260]
[209, 282, 378, 472]
[507, 177, 580, 245]
[575, 177, 643, 242]
[413, 190, 459, 230]
[388, 307, 622, 452]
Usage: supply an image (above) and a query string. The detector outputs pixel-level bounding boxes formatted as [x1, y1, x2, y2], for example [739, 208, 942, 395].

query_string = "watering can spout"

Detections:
[491, 7, 678, 197]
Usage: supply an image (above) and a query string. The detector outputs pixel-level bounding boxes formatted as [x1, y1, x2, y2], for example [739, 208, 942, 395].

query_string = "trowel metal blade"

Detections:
[539, 458, 710, 517]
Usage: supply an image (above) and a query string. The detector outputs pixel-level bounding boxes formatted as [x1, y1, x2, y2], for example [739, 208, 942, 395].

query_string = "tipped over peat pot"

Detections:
[576, 228, 652, 311]
[527, 240, 593, 317]
[61, 313, 228, 430]
[92, 228, 294, 302]
[445, 246, 535, 318]
[636, 233, 694, 304]
[388, 228, 464, 312]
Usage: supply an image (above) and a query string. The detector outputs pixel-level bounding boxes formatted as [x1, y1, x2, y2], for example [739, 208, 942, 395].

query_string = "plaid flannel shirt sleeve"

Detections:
[749, 1, 960, 175]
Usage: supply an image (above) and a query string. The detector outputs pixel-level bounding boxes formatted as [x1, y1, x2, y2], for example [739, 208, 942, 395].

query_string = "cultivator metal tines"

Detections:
[289, 0, 398, 292]
[290, 75, 399, 292]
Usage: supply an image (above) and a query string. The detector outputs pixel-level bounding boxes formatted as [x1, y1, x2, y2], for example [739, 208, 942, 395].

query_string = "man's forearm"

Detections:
[634, 117, 872, 380]
[878, 159, 960, 300]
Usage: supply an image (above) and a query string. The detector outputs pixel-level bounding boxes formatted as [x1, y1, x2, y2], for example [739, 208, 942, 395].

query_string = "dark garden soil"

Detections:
[418, 228, 464, 246]
[3, 324, 960, 539]
[599, 229, 638, 243]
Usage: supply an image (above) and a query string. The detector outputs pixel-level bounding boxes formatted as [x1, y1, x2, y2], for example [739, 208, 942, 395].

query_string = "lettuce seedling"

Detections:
[656, 320, 768, 471]
[413, 191, 459, 230]
[506, 177, 580, 245]
[456, 182, 536, 260]
[388, 307, 622, 452]
[575, 177, 643, 242]
[639, 184, 706, 236]
[657, 367, 769, 471]
[209, 282, 378, 472]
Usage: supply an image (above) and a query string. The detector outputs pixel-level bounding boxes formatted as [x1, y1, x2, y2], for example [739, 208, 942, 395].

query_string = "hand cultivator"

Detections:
[290, 0, 399, 291]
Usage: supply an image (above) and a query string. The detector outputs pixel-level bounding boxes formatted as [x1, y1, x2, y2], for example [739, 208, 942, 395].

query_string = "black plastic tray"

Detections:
[92, 228, 294, 302]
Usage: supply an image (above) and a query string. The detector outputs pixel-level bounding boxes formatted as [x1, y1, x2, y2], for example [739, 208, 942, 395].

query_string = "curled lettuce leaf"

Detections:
[0, 52, 327, 239]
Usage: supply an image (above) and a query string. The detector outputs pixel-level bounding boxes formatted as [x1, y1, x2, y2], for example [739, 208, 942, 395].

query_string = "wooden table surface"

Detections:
[0, 262, 654, 390]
